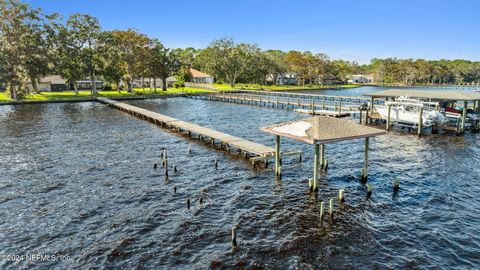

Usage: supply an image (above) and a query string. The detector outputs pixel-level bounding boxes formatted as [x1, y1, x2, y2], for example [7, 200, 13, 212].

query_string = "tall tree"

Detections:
[196, 38, 258, 87]
[66, 14, 103, 95]
[148, 39, 180, 91]
[0, 0, 44, 99]
[109, 29, 150, 93]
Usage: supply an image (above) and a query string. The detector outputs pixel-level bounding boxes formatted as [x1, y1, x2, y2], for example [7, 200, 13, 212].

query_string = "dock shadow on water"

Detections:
[1, 97, 479, 269]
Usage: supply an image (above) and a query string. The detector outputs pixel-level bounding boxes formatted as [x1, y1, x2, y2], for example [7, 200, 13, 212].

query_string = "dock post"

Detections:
[361, 137, 369, 181]
[231, 227, 237, 247]
[365, 108, 369, 125]
[319, 201, 324, 221]
[339, 99, 342, 114]
[320, 144, 325, 170]
[461, 101, 467, 133]
[312, 99, 315, 115]
[313, 143, 319, 192]
[338, 189, 345, 202]
[418, 106, 423, 136]
[275, 135, 281, 178]
[329, 198, 334, 217]
[386, 104, 392, 131]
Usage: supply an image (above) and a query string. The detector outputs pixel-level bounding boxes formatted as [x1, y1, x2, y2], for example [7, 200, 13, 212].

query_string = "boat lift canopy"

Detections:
[261, 116, 386, 192]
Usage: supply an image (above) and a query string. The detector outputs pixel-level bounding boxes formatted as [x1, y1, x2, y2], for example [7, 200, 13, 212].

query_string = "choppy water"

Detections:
[1, 88, 480, 269]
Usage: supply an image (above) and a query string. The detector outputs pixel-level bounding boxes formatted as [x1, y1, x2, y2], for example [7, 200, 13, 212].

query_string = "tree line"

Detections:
[1, 0, 480, 100]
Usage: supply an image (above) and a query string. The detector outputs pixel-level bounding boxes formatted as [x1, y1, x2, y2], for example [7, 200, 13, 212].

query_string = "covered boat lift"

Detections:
[365, 89, 480, 134]
[261, 116, 386, 192]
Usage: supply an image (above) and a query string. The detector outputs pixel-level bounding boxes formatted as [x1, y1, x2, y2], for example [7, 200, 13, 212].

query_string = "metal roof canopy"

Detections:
[365, 89, 480, 101]
[261, 116, 386, 145]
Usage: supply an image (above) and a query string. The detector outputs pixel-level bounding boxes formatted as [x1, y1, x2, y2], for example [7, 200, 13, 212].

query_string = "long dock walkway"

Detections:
[190, 91, 373, 117]
[97, 97, 281, 162]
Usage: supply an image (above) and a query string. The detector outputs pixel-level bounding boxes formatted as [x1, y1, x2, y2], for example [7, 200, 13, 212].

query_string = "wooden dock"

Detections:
[97, 97, 291, 163]
[191, 91, 373, 115]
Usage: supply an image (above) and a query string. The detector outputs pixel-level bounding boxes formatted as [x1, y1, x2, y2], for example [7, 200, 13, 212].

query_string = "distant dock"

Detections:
[191, 91, 369, 114]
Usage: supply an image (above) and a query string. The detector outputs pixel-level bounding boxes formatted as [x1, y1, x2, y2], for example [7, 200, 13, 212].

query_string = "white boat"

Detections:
[374, 96, 446, 127]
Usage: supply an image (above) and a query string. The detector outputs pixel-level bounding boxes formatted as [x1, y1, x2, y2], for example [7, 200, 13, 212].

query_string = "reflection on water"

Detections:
[1, 90, 479, 269]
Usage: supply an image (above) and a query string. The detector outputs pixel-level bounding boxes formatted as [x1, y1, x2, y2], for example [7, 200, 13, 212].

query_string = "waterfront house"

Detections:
[276, 73, 298, 85]
[25, 75, 105, 91]
[189, 68, 214, 84]
[76, 79, 104, 90]
[132, 77, 177, 89]
[348, 74, 374, 84]
[26, 75, 68, 92]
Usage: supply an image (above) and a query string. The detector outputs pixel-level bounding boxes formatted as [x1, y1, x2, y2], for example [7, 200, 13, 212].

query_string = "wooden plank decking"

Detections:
[97, 97, 276, 159]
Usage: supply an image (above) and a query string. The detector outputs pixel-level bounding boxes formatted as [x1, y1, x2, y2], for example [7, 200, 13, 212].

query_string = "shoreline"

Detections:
[0, 93, 190, 106]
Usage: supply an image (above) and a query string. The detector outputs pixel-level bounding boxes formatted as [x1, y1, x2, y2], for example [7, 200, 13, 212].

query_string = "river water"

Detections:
[1, 87, 479, 269]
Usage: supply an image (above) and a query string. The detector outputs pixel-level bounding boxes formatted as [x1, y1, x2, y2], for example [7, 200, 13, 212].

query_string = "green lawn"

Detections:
[212, 83, 359, 91]
[0, 92, 11, 101]
[0, 87, 213, 103]
[0, 84, 359, 103]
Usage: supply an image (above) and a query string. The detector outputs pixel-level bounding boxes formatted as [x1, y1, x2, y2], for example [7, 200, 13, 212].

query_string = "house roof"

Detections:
[261, 116, 386, 145]
[189, 68, 212, 78]
[365, 89, 480, 101]
[40, 75, 66, 84]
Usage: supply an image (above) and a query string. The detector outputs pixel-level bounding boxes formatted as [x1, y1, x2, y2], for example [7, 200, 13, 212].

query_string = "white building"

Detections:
[132, 77, 177, 89]
[348, 74, 374, 84]
[26, 75, 68, 92]
[276, 73, 298, 85]
[189, 68, 214, 84]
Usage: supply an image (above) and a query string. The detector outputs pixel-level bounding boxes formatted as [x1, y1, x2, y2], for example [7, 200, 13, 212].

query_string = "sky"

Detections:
[27, 0, 480, 64]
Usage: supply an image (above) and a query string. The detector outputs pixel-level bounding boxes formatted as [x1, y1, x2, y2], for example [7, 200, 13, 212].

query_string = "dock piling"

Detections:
[386, 104, 392, 131]
[338, 189, 345, 202]
[367, 184, 373, 197]
[361, 137, 369, 181]
[313, 144, 319, 192]
[329, 198, 334, 217]
[461, 101, 467, 133]
[231, 227, 238, 247]
[319, 201, 325, 221]
[393, 179, 400, 192]
[418, 106, 423, 136]
[275, 135, 281, 178]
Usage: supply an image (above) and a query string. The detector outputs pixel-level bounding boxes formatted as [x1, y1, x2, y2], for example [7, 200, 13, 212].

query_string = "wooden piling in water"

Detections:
[361, 137, 369, 181]
[461, 101, 467, 133]
[338, 189, 345, 202]
[329, 198, 334, 217]
[393, 179, 400, 192]
[231, 227, 237, 247]
[386, 104, 392, 131]
[275, 135, 281, 178]
[418, 106, 423, 136]
[319, 201, 325, 221]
